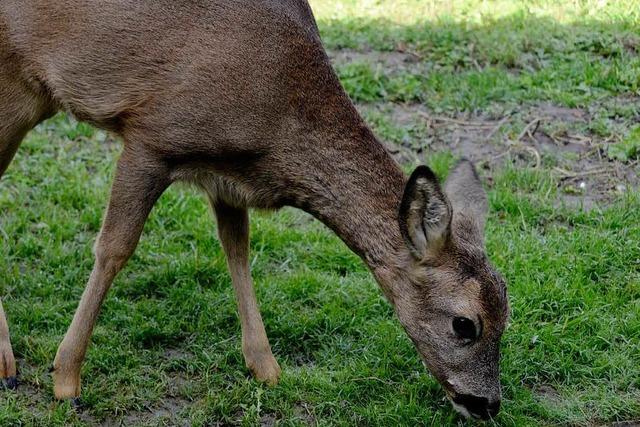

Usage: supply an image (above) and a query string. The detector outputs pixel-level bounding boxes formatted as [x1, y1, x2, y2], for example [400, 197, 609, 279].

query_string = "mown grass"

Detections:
[1, 1, 639, 426]
[317, 0, 640, 110]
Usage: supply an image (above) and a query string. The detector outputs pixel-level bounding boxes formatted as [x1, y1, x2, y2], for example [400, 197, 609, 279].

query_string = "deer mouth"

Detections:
[447, 391, 500, 420]
[442, 382, 471, 418]
[442, 380, 499, 420]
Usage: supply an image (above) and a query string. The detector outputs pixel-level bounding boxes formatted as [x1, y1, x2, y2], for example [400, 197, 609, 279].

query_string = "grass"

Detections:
[1, 1, 639, 426]
[319, 0, 640, 110]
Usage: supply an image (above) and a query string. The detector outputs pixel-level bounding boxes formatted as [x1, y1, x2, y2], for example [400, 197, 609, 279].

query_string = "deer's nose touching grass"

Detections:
[0, 0, 508, 419]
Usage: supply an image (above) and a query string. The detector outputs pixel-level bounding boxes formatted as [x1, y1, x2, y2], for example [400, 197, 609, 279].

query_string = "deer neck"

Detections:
[287, 121, 411, 301]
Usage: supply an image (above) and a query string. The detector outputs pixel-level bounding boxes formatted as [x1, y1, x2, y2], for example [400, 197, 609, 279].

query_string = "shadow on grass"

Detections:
[316, 15, 639, 110]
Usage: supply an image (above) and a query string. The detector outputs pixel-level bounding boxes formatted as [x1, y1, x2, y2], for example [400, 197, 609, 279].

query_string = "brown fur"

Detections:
[0, 0, 508, 418]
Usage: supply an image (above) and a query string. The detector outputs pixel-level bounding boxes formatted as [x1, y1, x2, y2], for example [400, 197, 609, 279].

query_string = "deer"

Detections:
[0, 0, 509, 420]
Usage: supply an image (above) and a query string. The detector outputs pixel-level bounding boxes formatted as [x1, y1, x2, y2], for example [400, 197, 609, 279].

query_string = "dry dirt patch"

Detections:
[328, 49, 426, 75]
[358, 101, 639, 208]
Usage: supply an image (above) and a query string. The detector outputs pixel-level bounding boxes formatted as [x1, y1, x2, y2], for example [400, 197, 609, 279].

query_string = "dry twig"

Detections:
[553, 167, 610, 178]
[417, 111, 494, 128]
[518, 118, 541, 141]
[523, 146, 541, 168]
[485, 116, 510, 141]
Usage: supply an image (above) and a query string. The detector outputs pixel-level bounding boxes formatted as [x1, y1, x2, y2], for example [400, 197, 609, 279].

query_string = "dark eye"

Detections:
[453, 317, 477, 340]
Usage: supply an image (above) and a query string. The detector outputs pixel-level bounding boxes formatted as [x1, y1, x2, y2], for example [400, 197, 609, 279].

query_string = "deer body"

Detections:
[1, 0, 507, 419]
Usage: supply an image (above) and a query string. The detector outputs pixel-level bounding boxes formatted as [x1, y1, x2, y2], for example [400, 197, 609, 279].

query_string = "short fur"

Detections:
[0, 0, 508, 419]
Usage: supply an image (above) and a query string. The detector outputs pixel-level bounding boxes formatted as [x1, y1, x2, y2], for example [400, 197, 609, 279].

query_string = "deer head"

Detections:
[388, 160, 509, 419]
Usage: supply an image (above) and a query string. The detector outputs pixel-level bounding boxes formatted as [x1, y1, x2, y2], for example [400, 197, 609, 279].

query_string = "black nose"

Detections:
[453, 394, 501, 419]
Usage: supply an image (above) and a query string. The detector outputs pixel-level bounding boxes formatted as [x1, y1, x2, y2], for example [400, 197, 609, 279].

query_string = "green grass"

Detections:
[318, 0, 640, 110]
[1, 1, 639, 425]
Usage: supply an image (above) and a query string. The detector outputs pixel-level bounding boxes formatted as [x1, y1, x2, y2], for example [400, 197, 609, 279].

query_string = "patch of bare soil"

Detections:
[260, 413, 277, 426]
[99, 395, 192, 427]
[358, 100, 639, 209]
[294, 402, 317, 425]
[328, 49, 427, 75]
[163, 348, 193, 362]
[532, 384, 562, 407]
[95, 366, 194, 426]
[17, 381, 49, 420]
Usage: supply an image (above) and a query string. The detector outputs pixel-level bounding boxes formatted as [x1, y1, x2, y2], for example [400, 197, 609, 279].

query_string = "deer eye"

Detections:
[452, 317, 477, 340]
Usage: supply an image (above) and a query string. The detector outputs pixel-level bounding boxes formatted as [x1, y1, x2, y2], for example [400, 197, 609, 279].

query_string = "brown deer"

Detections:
[0, 0, 508, 419]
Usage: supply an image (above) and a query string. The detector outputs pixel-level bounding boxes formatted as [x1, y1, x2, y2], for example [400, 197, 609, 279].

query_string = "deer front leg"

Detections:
[0, 128, 21, 390]
[0, 299, 17, 389]
[213, 203, 281, 385]
[52, 149, 169, 399]
[0, 86, 55, 391]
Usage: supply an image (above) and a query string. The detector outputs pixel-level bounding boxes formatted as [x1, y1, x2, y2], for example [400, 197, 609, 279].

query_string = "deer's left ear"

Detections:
[443, 159, 488, 234]
[399, 166, 452, 258]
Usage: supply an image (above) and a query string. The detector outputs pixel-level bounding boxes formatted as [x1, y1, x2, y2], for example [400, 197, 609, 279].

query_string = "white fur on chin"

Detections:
[450, 401, 471, 418]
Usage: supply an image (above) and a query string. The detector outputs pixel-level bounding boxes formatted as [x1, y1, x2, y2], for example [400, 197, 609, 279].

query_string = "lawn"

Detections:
[1, 0, 639, 426]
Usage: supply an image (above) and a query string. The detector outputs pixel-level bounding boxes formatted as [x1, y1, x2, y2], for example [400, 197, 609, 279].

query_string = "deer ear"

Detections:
[443, 159, 488, 234]
[399, 166, 452, 258]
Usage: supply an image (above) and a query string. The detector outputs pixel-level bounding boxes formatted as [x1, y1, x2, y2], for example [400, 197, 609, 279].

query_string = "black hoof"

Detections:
[2, 376, 18, 390]
[70, 397, 83, 411]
